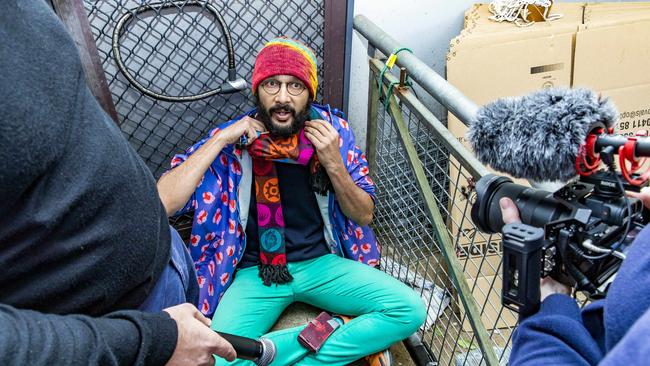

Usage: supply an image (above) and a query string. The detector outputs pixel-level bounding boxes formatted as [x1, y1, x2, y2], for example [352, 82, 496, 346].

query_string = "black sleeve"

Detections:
[0, 304, 178, 366]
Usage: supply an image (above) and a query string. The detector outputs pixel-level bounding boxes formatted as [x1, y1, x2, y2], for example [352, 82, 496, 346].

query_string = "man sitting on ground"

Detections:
[158, 37, 426, 365]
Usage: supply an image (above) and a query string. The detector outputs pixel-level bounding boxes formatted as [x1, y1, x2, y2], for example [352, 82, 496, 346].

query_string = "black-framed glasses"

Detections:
[260, 78, 306, 96]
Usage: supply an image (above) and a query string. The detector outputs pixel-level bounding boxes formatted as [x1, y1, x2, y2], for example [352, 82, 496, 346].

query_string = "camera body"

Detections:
[471, 171, 646, 317]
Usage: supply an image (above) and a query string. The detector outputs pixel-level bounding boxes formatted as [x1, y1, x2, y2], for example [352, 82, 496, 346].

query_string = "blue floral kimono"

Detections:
[169, 104, 380, 317]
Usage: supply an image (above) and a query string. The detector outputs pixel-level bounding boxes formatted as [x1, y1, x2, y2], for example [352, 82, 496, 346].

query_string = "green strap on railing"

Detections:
[376, 47, 413, 111]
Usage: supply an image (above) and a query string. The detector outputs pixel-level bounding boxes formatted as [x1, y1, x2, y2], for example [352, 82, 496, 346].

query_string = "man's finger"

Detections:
[305, 119, 325, 126]
[628, 186, 650, 198]
[316, 123, 336, 137]
[305, 121, 330, 135]
[246, 127, 258, 145]
[540, 276, 572, 301]
[314, 119, 336, 133]
[499, 197, 521, 225]
[241, 116, 265, 132]
[628, 186, 650, 209]
[304, 131, 325, 150]
[250, 118, 266, 132]
[305, 125, 327, 141]
[304, 132, 323, 147]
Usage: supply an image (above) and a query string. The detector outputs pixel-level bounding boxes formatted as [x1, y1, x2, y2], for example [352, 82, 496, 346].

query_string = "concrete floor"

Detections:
[272, 302, 416, 366]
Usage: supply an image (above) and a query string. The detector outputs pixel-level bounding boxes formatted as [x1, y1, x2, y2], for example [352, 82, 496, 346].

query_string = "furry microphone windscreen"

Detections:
[468, 88, 618, 182]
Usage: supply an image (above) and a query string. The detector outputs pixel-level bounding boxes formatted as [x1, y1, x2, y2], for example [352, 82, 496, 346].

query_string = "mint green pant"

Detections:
[211, 254, 426, 366]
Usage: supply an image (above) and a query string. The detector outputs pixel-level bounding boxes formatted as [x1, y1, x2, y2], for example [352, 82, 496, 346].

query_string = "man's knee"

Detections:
[402, 290, 427, 332]
[386, 287, 426, 338]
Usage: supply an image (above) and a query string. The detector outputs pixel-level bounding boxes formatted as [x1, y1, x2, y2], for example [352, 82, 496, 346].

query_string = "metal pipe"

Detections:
[354, 14, 479, 126]
[595, 134, 650, 157]
[369, 58, 489, 179]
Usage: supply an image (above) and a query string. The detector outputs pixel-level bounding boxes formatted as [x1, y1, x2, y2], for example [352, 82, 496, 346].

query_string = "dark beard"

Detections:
[255, 97, 311, 138]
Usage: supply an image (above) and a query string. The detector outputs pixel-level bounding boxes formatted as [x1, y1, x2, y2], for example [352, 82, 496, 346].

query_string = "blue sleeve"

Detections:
[165, 125, 224, 216]
[333, 116, 376, 202]
[510, 294, 604, 366]
[600, 306, 650, 365]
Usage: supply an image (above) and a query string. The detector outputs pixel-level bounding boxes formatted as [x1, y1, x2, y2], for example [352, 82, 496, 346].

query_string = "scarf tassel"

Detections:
[259, 264, 294, 286]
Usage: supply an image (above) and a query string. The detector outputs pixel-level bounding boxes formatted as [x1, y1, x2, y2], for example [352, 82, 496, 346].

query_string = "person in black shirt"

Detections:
[0, 1, 234, 365]
[239, 163, 331, 269]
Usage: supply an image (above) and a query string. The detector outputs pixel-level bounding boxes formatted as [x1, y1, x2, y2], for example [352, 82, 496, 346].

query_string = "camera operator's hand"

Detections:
[499, 198, 571, 301]
[164, 303, 236, 366]
[540, 276, 571, 300]
[499, 197, 522, 226]
[628, 186, 650, 209]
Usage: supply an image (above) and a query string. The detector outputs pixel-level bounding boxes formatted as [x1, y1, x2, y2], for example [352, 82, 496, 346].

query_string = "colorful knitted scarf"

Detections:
[247, 128, 329, 286]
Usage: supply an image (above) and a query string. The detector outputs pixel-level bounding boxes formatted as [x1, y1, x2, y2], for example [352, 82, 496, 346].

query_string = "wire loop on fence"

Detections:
[376, 47, 413, 110]
[112, 0, 244, 102]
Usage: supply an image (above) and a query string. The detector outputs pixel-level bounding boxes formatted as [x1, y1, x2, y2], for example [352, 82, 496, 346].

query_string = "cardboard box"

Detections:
[459, 252, 502, 279]
[573, 16, 650, 136]
[584, 3, 650, 27]
[447, 30, 573, 251]
[447, 28, 575, 141]
[460, 274, 518, 331]
[447, 32, 574, 107]
[601, 84, 650, 137]
[573, 19, 650, 92]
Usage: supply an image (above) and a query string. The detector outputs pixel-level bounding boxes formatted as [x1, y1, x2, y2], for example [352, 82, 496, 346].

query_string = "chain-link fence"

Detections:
[82, 0, 325, 177]
[369, 62, 516, 366]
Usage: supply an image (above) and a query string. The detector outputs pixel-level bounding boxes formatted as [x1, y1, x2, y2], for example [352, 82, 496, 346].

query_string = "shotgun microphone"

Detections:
[217, 332, 276, 366]
[467, 88, 619, 182]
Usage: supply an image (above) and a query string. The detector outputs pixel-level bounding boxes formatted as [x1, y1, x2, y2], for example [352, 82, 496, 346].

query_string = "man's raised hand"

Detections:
[304, 120, 342, 171]
[214, 116, 266, 147]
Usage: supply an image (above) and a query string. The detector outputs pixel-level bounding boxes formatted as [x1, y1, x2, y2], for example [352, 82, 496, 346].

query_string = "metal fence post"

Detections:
[366, 52, 379, 176]
[52, 0, 119, 124]
[385, 90, 500, 366]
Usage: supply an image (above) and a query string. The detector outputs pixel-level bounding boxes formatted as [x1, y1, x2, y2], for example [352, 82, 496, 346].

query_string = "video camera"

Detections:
[463, 88, 650, 317]
[470, 133, 650, 317]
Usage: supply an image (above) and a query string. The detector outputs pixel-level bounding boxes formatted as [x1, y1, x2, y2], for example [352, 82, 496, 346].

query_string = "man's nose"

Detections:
[274, 84, 291, 104]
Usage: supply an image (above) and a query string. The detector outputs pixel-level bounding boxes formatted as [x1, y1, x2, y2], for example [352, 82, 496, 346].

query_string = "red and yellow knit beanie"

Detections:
[251, 37, 318, 100]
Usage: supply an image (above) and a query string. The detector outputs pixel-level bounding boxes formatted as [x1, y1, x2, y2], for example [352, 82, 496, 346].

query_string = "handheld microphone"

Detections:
[467, 88, 618, 182]
[217, 332, 276, 366]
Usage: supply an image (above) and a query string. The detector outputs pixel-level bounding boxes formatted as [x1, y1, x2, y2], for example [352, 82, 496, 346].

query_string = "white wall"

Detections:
[348, 0, 476, 149]
[347, 0, 636, 149]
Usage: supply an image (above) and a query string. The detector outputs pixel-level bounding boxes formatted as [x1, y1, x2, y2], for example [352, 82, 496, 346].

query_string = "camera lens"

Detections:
[471, 174, 568, 233]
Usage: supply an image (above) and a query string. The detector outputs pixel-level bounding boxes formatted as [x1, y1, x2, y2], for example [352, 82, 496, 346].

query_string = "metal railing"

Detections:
[355, 15, 515, 366]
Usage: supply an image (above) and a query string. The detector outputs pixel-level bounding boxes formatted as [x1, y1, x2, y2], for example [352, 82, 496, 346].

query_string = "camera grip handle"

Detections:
[502, 223, 545, 318]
